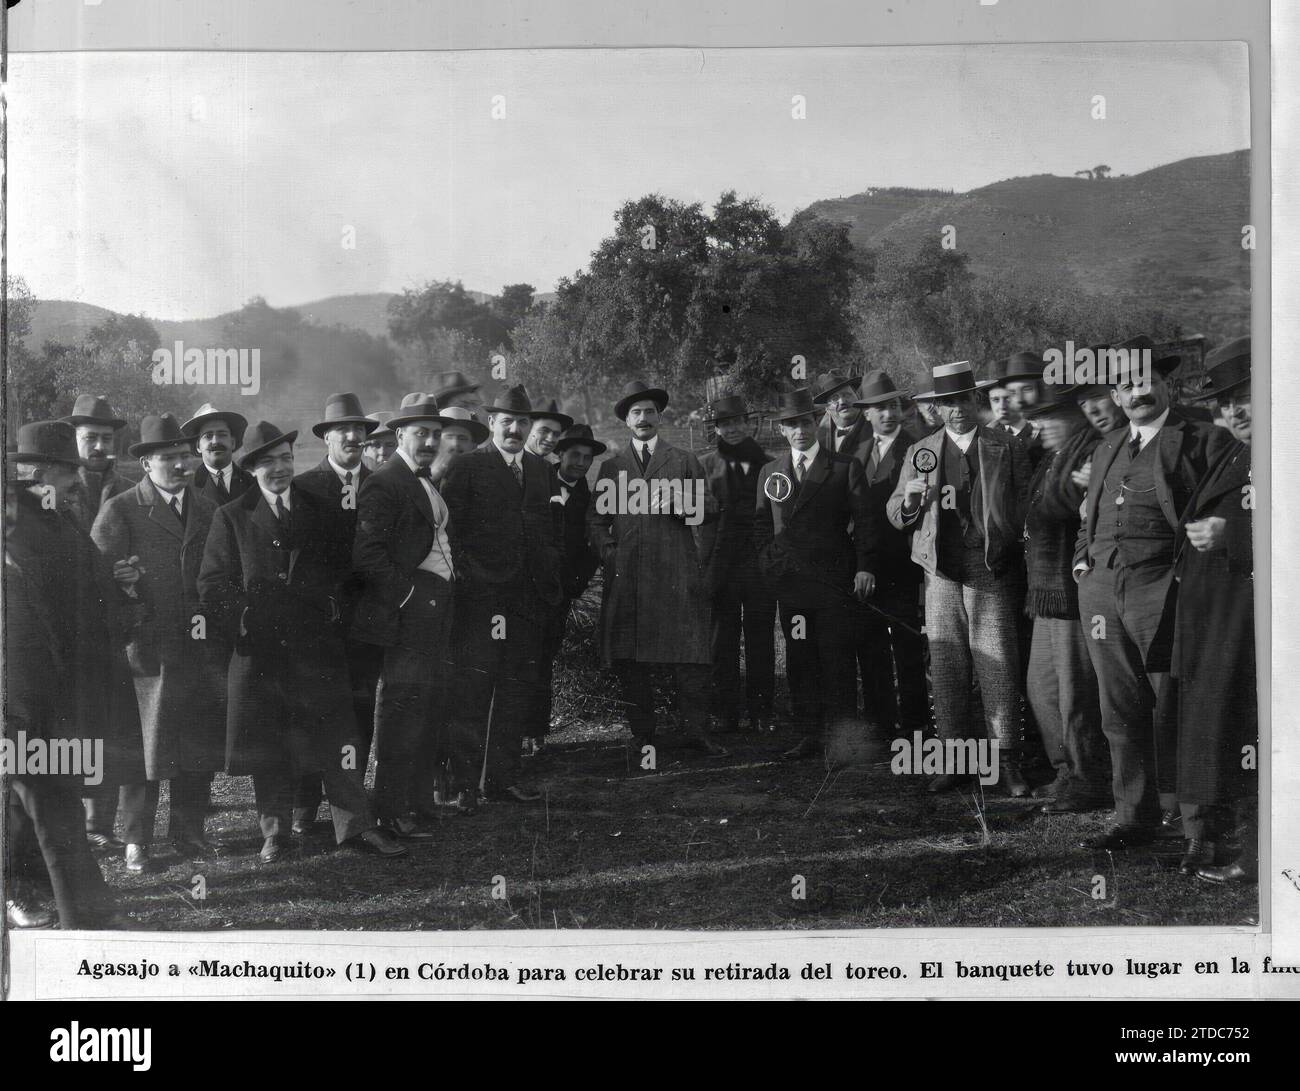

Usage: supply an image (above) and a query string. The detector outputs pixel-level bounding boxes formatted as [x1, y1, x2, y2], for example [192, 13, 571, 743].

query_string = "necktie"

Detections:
[168, 496, 183, 524]
[639, 443, 651, 473]
[215, 469, 229, 500]
[344, 470, 353, 486]
[275, 495, 288, 530]
[511, 457, 524, 488]
[794, 453, 806, 481]
[1128, 433, 1142, 459]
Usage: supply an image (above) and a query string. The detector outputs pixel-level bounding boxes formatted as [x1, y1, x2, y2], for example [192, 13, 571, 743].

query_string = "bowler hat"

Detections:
[429, 370, 482, 407]
[553, 422, 607, 456]
[63, 394, 126, 430]
[614, 380, 669, 420]
[770, 388, 820, 424]
[312, 392, 380, 438]
[234, 421, 298, 470]
[182, 402, 248, 441]
[388, 392, 446, 428]
[853, 369, 910, 407]
[811, 369, 863, 405]
[911, 361, 980, 401]
[129, 414, 197, 457]
[978, 351, 1045, 389]
[439, 405, 490, 444]
[485, 384, 537, 417]
[12, 420, 81, 466]
[708, 394, 750, 422]
[530, 397, 574, 431]
[1189, 336, 1251, 402]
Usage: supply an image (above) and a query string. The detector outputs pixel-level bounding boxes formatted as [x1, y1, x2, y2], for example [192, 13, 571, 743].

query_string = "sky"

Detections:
[9, 42, 1250, 320]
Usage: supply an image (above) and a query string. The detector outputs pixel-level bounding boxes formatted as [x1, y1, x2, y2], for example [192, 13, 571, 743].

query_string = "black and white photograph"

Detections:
[1, 0, 1292, 1012]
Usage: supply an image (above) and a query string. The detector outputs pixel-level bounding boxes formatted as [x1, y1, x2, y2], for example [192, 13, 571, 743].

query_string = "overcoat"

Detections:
[552, 469, 597, 601]
[91, 478, 226, 778]
[295, 456, 370, 624]
[697, 439, 768, 597]
[197, 483, 358, 777]
[817, 415, 874, 466]
[66, 465, 133, 534]
[1173, 433, 1255, 805]
[588, 438, 718, 665]
[3, 486, 145, 788]
[858, 427, 922, 590]
[192, 462, 255, 508]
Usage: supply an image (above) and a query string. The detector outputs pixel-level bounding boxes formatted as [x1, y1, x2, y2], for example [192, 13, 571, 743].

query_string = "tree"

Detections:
[1093, 164, 1112, 180]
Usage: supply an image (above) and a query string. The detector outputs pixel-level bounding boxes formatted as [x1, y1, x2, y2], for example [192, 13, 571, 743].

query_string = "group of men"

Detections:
[3, 331, 1257, 930]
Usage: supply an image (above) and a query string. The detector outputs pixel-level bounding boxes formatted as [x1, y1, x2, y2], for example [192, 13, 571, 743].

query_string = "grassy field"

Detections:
[101, 717, 1257, 932]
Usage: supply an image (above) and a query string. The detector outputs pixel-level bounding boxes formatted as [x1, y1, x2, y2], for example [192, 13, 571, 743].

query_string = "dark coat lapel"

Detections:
[645, 438, 673, 479]
[1152, 414, 1187, 530]
[138, 476, 185, 542]
[1086, 430, 1126, 535]
[391, 453, 437, 529]
[792, 447, 829, 515]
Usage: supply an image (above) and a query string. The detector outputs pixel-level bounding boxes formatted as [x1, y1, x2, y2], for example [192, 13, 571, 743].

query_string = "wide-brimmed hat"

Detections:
[438, 405, 490, 444]
[978, 351, 1045, 389]
[312, 392, 380, 438]
[363, 412, 396, 441]
[853, 369, 910, 407]
[63, 394, 126, 430]
[429, 370, 483, 407]
[1105, 335, 1181, 385]
[484, 384, 538, 417]
[911, 361, 980, 401]
[770, 388, 820, 424]
[1189, 335, 1251, 402]
[182, 402, 248, 441]
[553, 422, 608, 456]
[388, 392, 445, 428]
[708, 394, 750, 422]
[129, 414, 197, 457]
[614, 380, 669, 420]
[234, 421, 298, 470]
[811, 369, 863, 405]
[12, 420, 82, 466]
[530, 397, 574, 431]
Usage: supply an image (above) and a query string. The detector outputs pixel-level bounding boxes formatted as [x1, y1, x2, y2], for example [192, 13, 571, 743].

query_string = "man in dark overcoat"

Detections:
[91, 414, 226, 870]
[183, 403, 254, 506]
[198, 421, 405, 863]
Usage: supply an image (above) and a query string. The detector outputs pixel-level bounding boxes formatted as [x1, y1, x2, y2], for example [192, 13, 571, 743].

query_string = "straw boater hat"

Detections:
[553, 422, 607, 456]
[770, 388, 820, 423]
[911, 361, 980, 401]
[63, 394, 126, 430]
[12, 420, 82, 466]
[852, 369, 910, 407]
[388, 392, 447, 428]
[182, 402, 248, 441]
[530, 397, 574, 431]
[311, 392, 379, 438]
[1188, 335, 1250, 402]
[128, 414, 197, 457]
[810, 369, 863, 405]
[438, 405, 490, 444]
[978, 351, 1045, 390]
[614, 380, 669, 420]
[233, 421, 298, 471]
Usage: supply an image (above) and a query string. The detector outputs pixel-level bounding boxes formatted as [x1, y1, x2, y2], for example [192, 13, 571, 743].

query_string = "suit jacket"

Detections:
[698, 441, 769, 596]
[441, 444, 564, 617]
[858, 427, 922, 588]
[886, 425, 1029, 578]
[1073, 408, 1217, 570]
[552, 468, 597, 600]
[295, 457, 370, 622]
[198, 482, 355, 775]
[91, 478, 225, 777]
[191, 462, 255, 508]
[352, 454, 447, 647]
[817, 415, 874, 466]
[754, 446, 871, 610]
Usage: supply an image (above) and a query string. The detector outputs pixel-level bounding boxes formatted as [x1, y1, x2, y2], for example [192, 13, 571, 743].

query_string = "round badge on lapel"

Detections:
[764, 471, 794, 503]
[912, 449, 938, 474]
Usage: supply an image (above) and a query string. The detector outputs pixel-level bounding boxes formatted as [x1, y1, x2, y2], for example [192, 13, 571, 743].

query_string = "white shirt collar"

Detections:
[946, 427, 978, 454]
[792, 442, 821, 467]
[153, 481, 185, 509]
[397, 448, 421, 474]
[260, 485, 289, 512]
[327, 456, 360, 481]
[633, 435, 659, 458]
[493, 440, 522, 465]
[874, 429, 900, 456]
[1129, 407, 1171, 450]
[206, 462, 228, 485]
[1004, 419, 1029, 436]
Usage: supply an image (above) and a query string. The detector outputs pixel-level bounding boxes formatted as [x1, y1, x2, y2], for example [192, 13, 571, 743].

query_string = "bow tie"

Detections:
[414, 465, 432, 480]
[836, 427, 854, 437]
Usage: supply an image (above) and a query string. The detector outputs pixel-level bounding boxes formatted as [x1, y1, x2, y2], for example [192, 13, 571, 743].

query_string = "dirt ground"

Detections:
[102, 717, 1257, 932]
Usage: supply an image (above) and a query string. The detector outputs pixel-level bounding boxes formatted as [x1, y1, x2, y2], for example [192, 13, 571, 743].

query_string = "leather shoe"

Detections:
[1032, 774, 1069, 800]
[124, 844, 150, 872]
[259, 835, 288, 863]
[928, 773, 974, 794]
[999, 766, 1031, 798]
[1158, 809, 1184, 838]
[380, 816, 438, 841]
[86, 831, 124, 852]
[291, 818, 318, 836]
[1083, 825, 1158, 851]
[448, 789, 477, 816]
[782, 738, 821, 761]
[1196, 861, 1256, 885]
[1041, 793, 1110, 815]
[1179, 838, 1216, 876]
[6, 896, 56, 929]
[355, 828, 408, 858]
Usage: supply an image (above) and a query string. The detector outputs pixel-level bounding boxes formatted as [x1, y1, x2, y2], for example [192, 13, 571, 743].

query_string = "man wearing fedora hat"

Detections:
[979, 352, 1046, 467]
[851, 370, 928, 740]
[430, 370, 485, 416]
[525, 398, 574, 463]
[199, 421, 406, 862]
[590, 380, 725, 756]
[756, 387, 873, 758]
[1171, 337, 1256, 883]
[698, 393, 776, 734]
[5, 421, 141, 927]
[290, 393, 384, 836]
[183, 403, 253, 507]
[523, 421, 605, 754]
[90, 415, 226, 870]
[1072, 335, 1216, 850]
[362, 413, 398, 471]
[352, 394, 463, 828]
[813, 368, 872, 465]
[61, 394, 134, 535]
[442, 385, 568, 796]
[887, 361, 1032, 795]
